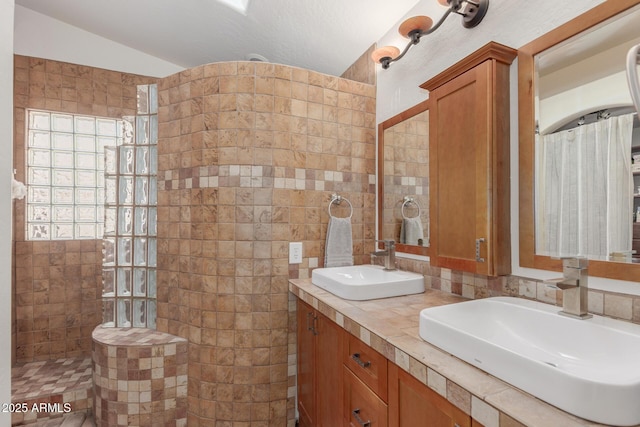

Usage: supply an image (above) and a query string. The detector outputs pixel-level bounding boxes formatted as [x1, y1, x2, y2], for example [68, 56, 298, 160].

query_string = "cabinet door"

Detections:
[429, 60, 492, 275]
[426, 44, 514, 278]
[297, 299, 316, 427]
[388, 363, 470, 427]
[316, 309, 344, 426]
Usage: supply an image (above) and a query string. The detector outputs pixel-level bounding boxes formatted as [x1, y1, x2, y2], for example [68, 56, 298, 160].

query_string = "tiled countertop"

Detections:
[289, 278, 610, 427]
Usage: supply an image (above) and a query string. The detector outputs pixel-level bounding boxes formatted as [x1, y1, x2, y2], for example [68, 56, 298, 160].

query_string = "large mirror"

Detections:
[519, 0, 640, 281]
[378, 99, 430, 256]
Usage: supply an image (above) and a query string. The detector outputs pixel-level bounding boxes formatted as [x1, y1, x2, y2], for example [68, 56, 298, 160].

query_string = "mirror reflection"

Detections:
[379, 104, 430, 252]
[534, 4, 640, 263]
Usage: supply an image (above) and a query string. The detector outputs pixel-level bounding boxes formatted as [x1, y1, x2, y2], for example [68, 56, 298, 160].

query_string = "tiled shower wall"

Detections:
[155, 62, 376, 426]
[12, 55, 156, 363]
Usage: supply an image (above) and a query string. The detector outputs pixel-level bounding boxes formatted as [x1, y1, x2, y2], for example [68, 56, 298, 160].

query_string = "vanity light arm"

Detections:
[380, 8, 454, 69]
[378, 0, 489, 69]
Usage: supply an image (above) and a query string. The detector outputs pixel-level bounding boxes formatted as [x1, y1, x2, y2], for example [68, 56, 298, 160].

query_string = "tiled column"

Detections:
[92, 326, 188, 426]
[155, 62, 376, 426]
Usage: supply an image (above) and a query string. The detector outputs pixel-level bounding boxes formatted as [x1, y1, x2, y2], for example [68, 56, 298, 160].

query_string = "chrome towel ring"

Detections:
[328, 193, 353, 219]
[401, 196, 421, 220]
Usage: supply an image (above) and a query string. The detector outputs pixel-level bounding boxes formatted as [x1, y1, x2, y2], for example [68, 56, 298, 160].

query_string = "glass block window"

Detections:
[26, 110, 122, 240]
[102, 84, 158, 329]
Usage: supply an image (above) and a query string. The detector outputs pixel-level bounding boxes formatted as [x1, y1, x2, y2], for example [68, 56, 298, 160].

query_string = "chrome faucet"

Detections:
[372, 239, 396, 271]
[545, 257, 592, 319]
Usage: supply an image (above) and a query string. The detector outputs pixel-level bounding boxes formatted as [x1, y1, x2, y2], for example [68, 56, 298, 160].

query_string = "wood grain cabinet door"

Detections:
[425, 42, 515, 277]
[315, 308, 344, 427]
[388, 363, 471, 427]
[296, 298, 344, 427]
[297, 299, 316, 427]
[429, 61, 492, 275]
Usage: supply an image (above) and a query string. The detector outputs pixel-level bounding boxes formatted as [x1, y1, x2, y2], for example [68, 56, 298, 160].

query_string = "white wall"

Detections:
[376, 0, 640, 294]
[376, 0, 604, 122]
[1, 0, 14, 423]
[14, 5, 184, 78]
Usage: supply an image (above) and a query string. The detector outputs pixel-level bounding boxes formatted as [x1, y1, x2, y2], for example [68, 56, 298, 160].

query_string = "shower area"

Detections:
[11, 55, 376, 426]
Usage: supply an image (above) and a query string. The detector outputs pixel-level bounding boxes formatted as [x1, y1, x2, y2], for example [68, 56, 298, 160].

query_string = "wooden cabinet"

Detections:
[296, 299, 344, 427]
[421, 42, 516, 276]
[297, 297, 481, 427]
[388, 363, 472, 427]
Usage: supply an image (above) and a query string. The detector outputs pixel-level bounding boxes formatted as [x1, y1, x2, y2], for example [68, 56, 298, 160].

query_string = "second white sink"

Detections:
[419, 297, 640, 426]
[311, 265, 424, 300]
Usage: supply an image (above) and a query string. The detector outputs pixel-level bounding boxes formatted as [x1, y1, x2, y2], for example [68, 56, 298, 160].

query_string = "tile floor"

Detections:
[11, 357, 93, 426]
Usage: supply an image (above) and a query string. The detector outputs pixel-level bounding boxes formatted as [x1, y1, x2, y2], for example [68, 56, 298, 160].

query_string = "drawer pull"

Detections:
[351, 353, 371, 368]
[352, 409, 371, 427]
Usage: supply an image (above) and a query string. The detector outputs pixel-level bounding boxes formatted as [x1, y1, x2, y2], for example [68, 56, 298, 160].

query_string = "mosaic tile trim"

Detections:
[160, 165, 376, 192]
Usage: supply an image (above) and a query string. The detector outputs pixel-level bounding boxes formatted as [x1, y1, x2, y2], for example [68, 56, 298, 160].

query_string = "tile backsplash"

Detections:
[392, 256, 640, 324]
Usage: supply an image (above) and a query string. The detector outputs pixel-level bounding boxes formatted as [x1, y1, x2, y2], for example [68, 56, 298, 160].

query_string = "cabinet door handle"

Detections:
[351, 353, 371, 368]
[475, 238, 486, 263]
[306, 311, 314, 332]
[307, 312, 318, 335]
[352, 409, 371, 427]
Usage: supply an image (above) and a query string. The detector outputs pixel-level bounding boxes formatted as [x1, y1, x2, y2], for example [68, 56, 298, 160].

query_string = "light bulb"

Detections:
[437, 0, 450, 6]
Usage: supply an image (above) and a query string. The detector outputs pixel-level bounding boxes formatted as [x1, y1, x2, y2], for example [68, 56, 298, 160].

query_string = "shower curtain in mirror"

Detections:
[535, 113, 634, 259]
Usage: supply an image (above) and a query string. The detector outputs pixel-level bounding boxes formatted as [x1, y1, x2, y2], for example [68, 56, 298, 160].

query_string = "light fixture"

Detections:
[371, 0, 490, 69]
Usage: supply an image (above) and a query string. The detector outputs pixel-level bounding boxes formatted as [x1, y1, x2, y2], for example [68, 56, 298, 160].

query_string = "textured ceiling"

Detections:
[15, 0, 420, 77]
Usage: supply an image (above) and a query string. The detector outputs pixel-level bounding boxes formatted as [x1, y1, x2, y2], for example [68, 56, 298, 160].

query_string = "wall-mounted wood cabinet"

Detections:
[421, 42, 516, 276]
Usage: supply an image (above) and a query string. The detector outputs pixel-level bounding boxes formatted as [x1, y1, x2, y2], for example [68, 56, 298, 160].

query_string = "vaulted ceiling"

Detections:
[15, 0, 420, 77]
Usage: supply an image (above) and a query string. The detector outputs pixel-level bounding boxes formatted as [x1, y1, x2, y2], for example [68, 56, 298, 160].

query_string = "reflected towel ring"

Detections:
[328, 194, 353, 219]
[401, 196, 421, 220]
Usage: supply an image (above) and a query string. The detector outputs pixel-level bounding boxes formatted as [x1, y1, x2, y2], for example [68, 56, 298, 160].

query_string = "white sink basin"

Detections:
[311, 265, 424, 301]
[419, 297, 640, 426]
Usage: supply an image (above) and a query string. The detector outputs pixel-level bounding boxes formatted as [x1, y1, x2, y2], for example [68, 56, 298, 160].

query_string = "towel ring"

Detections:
[401, 196, 421, 220]
[328, 194, 353, 219]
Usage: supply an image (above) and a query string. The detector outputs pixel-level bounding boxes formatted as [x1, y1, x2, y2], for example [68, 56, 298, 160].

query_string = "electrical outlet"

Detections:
[289, 242, 303, 264]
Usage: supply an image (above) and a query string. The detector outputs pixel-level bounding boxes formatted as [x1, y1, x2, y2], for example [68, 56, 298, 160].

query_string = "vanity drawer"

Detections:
[344, 334, 388, 402]
[344, 366, 388, 427]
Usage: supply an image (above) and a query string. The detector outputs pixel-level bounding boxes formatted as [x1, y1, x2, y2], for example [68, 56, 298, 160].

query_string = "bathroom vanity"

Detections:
[294, 287, 471, 427]
[291, 278, 612, 427]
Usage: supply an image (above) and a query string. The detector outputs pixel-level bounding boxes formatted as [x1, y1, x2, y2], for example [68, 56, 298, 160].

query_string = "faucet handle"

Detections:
[551, 256, 588, 269]
[544, 277, 577, 290]
[561, 257, 588, 270]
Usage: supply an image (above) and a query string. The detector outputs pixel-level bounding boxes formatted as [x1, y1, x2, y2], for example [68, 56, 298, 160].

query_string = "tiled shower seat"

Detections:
[92, 326, 187, 427]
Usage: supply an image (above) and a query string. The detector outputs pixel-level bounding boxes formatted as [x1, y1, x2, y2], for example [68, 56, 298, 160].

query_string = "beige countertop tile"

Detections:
[289, 278, 613, 427]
